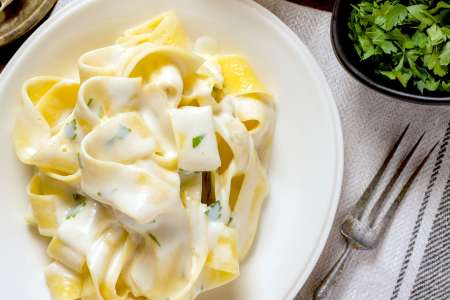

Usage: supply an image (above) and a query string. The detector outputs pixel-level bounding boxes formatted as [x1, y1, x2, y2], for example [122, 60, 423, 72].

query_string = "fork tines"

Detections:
[351, 124, 438, 231]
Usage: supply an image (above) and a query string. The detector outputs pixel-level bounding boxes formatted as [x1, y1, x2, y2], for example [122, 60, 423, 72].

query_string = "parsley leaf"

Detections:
[192, 134, 205, 148]
[411, 31, 429, 49]
[367, 26, 398, 54]
[374, 2, 408, 31]
[407, 5, 435, 30]
[427, 24, 446, 46]
[205, 201, 222, 221]
[66, 200, 86, 220]
[439, 41, 450, 66]
[64, 119, 77, 140]
[117, 125, 132, 139]
[349, 0, 450, 93]
[379, 56, 412, 87]
[106, 125, 132, 146]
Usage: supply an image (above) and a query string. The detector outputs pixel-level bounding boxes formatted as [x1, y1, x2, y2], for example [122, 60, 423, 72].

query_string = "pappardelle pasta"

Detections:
[13, 11, 275, 300]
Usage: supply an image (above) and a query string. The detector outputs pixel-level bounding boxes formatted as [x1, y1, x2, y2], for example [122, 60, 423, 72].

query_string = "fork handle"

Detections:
[313, 241, 353, 300]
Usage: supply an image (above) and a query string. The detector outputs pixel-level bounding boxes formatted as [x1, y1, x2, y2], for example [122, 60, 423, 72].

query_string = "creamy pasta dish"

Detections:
[13, 11, 275, 300]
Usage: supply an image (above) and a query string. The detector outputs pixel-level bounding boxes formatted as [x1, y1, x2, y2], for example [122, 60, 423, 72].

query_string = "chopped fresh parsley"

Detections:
[106, 125, 132, 146]
[148, 233, 161, 247]
[205, 201, 222, 221]
[192, 134, 205, 148]
[117, 125, 132, 139]
[348, 0, 450, 93]
[97, 192, 102, 197]
[87, 98, 94, 107]
[66, 200, 86, 219]
[227, 216, 233, 226]
[64, 119, 77, 140]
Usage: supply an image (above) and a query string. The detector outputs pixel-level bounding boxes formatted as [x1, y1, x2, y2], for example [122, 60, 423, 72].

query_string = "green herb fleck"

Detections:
[66, 200, 86, 219]
[106, 125, 132, 146]
[205, 201, 222, 221]
[64, 119, 77, 140]
[227, 217, 233, 226]
[117, 125, 132, 139]
[87, 98, 94, 107]
[148, 233, 161, 247]
[192, 134, 205, 148]
[97, 192, 102, 197]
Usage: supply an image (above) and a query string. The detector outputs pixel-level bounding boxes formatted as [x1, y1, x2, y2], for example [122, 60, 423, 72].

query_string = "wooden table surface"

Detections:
[0, 0, 334, 72]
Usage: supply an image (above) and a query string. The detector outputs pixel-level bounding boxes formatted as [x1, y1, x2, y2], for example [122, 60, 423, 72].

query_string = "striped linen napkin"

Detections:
[53, 0, 450, 299]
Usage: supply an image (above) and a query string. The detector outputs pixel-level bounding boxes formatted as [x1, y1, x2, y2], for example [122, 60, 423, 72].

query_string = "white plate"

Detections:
[0, 0, 343, 299]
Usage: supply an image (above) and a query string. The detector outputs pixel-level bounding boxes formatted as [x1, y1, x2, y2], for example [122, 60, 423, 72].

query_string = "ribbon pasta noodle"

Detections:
[13, 11, 276, 300]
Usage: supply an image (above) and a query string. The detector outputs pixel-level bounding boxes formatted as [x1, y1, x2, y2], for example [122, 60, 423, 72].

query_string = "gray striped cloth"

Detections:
[53, 1, 450, 299]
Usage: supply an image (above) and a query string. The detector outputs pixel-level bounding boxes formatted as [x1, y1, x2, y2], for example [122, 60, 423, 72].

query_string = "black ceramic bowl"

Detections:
[331, 0, 450, 105]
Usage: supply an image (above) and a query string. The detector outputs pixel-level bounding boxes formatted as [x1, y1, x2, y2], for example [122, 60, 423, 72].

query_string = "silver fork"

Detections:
[313, 125, 438, 300]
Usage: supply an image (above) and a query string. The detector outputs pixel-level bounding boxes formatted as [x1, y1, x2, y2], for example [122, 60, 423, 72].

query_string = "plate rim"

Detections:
[0, 0, 344, 298]
[239, 1, 343, 298]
